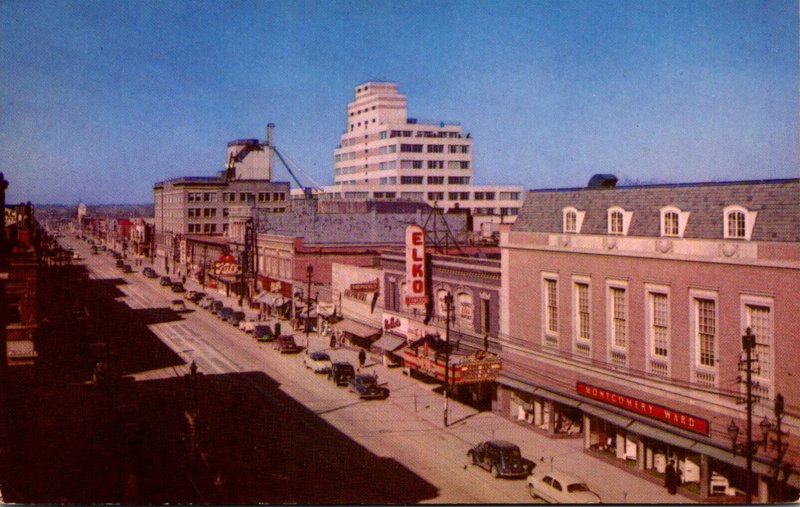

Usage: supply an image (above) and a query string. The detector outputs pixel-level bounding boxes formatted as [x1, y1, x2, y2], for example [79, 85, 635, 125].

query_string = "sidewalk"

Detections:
[181, 276, 693, 504]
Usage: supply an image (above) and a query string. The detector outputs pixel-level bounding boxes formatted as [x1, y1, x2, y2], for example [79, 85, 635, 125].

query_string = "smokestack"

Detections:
[265, 123, 275, 147]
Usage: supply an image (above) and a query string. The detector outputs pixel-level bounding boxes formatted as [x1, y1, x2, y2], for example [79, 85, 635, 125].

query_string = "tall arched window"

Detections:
[663, 211, 679, 236]
[609, 210, 624, 235]
[727, 210, 746, 239]
[564, 210, 577, 233]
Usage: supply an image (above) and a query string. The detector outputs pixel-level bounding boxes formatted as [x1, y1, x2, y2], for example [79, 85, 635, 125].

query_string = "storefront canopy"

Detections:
[333, 319, 382, 338]
[371, 334, 406, 353]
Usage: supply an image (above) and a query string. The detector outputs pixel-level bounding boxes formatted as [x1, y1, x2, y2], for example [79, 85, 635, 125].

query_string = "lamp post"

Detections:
[443, 293, 453, 428]
[305, 264, 313, 353]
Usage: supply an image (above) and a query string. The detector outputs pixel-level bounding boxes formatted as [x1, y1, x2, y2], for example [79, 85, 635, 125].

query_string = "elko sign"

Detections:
[404, 224, 428, 307]
[577, 382, 710, 435]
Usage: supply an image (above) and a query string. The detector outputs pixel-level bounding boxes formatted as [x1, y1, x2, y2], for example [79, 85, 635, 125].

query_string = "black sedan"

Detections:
[348, 373, 389, 400]
[467, 440, 535, 479]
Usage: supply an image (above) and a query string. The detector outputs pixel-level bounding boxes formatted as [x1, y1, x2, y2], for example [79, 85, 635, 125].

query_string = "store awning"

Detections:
[253, 291, 271, 303]
[333, 319, 382, 338]
[580, 403, 634, 430]
[690, 442, 773, 477]
[371, 334, 406, 353]
[627, 421, 697, 450]
[498, 377, 582, 409]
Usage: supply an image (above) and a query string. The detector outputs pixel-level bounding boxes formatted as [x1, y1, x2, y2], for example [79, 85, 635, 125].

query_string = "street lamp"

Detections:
[305, 264, 313, 353]
[443, 293, 453, 428]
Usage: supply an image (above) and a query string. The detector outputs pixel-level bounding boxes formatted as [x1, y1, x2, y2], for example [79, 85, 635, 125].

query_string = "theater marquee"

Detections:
[404, 224, 427, 307]
[577, 382, 709, 435]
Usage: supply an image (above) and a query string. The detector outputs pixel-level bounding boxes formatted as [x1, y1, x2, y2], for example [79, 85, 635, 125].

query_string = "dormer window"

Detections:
[660, 206, 690, 237]
[562, 207, 586, 234]
[723, 205, 757, 240]
[607, 206, 632, 235]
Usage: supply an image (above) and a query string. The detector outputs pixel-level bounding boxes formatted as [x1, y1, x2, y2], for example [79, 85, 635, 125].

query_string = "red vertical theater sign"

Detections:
[577, 382, 710, 435]
[404, 224, 428, 308]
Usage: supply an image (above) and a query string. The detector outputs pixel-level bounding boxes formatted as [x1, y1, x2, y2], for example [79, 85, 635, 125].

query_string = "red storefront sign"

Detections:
[576, 382, 709, 435]
[404, 224, 427, 307]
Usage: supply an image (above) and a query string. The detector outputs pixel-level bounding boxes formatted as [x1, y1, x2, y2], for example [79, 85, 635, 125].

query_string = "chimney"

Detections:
[265, 123, 275, 147]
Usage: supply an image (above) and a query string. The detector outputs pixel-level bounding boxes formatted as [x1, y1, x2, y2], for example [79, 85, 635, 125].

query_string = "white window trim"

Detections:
[572, 275, 592, 356]
[562, 206, 586, 234]
[689, 288, 719, 373]
[723, 205, 758, 240]
[541, 272, 559, 346]
[740, 293, 774, 400]
[645, 283, 671, 374]
[659, 206, 690, 237]
[607, 206, 633, 235]
[606, 279, 629, 356]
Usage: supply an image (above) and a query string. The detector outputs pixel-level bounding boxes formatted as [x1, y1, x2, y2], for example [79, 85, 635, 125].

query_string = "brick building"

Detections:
[498, 176, 799, 501]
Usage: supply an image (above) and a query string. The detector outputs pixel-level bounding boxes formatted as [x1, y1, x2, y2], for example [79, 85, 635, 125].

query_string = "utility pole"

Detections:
[443, 293, 453, 428]
[305, 264, 313, 353]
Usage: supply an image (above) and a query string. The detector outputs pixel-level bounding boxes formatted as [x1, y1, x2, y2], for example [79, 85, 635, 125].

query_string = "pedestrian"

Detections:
[358, 349, 366, 368]
[665, 459, 677, 495]
[275, 321, 281, 336]
[330, 334, 336, 349]
[182, 274, 186, 285]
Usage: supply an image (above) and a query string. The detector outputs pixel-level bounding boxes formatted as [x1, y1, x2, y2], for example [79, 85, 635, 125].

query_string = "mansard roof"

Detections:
[512, 178, 800, 242]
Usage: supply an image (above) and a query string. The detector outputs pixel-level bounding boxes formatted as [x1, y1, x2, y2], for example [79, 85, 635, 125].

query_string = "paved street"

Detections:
[61, 237, 694, 504]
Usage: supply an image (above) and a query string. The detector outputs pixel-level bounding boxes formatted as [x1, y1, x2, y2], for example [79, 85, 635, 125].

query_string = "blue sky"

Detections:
[1, 0, 797, 204]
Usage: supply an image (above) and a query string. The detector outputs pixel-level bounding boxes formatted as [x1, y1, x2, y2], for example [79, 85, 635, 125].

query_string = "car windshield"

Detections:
[359, 376, 377, 386]
[567, 483, 590, 492]
[312, 353, 330, 360]
[499, 447, 521, 460]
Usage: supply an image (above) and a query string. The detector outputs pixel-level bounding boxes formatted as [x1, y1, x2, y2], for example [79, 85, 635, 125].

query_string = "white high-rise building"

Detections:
[316, 81, 523, 231]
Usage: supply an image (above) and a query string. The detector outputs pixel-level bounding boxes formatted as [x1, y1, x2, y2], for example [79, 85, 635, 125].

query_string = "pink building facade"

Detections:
[499, 177, 799, 502]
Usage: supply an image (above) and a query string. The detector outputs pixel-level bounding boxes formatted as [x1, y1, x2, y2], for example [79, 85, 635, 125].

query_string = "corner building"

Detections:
[320, 82, 524, 233]
[498, 177, 799, 502]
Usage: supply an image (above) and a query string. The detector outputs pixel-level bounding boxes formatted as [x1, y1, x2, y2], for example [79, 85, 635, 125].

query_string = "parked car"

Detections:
[273, 335, 303, 354]
[170, 299, 186, 312]
[254, 325, 274, 342]
[159, 276, 172, 286]
[467, 440, 535, 479]
[210, 300, 224, 314]
[527, 470, 601, 503]
[121, 264, 133, 273]
[217, 306, 233, 321]
[142, 267, 158, 278]
[198, 296, 215, 309]
[227, 311, 246, 326]
[112, 252, 122, 260]
[115, 259, 125, 268]
[184, 289, 198, 301]
[239, 319, 257, 333]
[328, 361, 355, 386]
[188, 291, 206, 303]
[348, 373, 389, 400]
[303, 351, 332, 373]
[170, 282, 186, 293]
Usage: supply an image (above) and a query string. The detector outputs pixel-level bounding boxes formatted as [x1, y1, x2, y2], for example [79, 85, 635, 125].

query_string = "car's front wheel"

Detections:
[528, 484, 537, 498]
[491, 465, 500, 478]
[467, 451, 476, 465]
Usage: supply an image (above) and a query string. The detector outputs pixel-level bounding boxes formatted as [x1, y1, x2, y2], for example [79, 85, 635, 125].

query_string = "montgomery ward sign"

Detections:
[404, 225, 427, 307]
[577, 382, 709, 435]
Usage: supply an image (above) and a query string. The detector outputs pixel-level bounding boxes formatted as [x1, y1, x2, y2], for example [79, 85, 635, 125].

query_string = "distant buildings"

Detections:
[153, 135, 291, 273]
[315, 82, 524, 236]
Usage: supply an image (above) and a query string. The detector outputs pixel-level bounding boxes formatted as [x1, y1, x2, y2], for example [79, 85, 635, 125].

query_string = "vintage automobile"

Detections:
[254, 325, 274, 342]
[209, 301, 224, 315]
[217, 307, 233, 321]
[142, 267, 158, 278]
[169, 299, 186, 313]
[273, 335, 302, 354]
[227, 311, 246, 327]
[328, 361, 355, 386]
[239, 319, 257, 333]
[303, 351, 332, 373]
[121, 264, 133, 273]
[527, 470, 601, 503]
[170, 282, 186, 293]
[159, 276, 172, 287]
[347, 373, 389, 400]
[467, 440, 535, 479]
[115, 259, 125, 268]
[198, 296, 215, 309]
